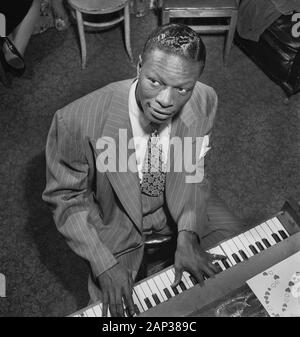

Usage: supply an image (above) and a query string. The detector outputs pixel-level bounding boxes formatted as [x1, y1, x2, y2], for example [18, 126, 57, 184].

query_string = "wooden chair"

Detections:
[161, 0, 239, 65]
[68, 0, 133, 69]
[0, 13, 6, 37]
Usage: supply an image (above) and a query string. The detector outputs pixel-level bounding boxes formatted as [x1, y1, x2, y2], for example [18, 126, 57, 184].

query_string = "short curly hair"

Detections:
[142, 23, 206, 67]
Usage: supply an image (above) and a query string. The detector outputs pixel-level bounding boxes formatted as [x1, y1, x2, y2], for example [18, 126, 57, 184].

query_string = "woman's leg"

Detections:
[3, 0, 40, 68]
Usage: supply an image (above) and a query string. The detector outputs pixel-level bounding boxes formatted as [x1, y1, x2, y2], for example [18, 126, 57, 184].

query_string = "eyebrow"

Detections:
[148, 69, 195, 89]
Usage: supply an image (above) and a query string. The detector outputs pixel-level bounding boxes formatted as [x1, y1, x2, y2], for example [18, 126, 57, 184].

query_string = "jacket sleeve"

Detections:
[177, 86, 218, 239]
[42, 110, 118, 277]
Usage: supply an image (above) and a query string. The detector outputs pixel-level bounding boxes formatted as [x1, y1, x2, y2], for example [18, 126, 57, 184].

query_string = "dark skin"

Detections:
[97, 48, 226, 316]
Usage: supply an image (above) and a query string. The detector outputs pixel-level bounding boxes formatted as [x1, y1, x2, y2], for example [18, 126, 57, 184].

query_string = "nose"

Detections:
[155, 87, 173, 108]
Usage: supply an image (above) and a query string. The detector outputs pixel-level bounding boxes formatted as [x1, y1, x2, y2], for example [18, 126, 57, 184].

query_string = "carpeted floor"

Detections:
[0, 11, 299, 317]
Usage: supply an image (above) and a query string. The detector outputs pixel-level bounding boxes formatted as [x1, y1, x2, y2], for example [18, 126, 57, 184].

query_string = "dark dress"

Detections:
[0, 0, 33, 35]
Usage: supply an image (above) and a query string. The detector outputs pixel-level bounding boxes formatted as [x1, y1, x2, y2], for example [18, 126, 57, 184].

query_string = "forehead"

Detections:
[142, 49, 202, 85]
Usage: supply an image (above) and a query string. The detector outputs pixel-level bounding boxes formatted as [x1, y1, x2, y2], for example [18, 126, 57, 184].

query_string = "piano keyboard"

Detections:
[70, 215, 292, 317]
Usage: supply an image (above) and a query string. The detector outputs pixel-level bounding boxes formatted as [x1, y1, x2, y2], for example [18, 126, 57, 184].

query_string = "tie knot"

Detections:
[149, 122, 159, 136]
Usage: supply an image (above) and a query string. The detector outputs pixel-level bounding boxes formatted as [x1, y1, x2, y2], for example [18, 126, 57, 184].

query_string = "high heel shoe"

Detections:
[1, 37, 26, 77]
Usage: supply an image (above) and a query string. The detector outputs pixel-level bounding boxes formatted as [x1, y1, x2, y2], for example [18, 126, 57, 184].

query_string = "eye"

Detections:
[177, 88, 189, 95]
[149, 78, 161, 87]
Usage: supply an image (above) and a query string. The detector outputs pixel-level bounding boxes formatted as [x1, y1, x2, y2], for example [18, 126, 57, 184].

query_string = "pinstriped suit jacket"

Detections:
[42, 78, 218, 278]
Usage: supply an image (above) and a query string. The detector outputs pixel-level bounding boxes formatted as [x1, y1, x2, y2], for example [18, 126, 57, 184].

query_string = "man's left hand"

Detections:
[172, 231, 226, 288]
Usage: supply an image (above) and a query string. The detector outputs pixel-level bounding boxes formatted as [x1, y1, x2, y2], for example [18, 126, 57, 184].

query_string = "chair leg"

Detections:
[75, 9, 87, 70]
[162, 10, 170, 25]
[124, 3, 134, 63]
[224, 11, 238, 66]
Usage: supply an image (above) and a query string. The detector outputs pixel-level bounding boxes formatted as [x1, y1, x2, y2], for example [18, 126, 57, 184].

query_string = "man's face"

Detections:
[135, 49, 203, 125]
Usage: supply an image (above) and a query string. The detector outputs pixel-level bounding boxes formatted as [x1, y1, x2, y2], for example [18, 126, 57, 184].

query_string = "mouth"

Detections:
[149, 106, 172, 120]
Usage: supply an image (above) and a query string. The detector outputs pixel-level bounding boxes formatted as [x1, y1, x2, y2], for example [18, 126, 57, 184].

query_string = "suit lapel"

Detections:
[166, 95, 207, 220]
[100, 80, 143, 233]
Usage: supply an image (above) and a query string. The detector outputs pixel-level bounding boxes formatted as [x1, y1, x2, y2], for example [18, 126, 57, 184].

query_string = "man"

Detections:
[43, 23, 244, 317]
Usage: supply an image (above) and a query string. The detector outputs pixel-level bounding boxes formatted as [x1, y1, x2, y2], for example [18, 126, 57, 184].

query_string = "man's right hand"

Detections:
[96, 263, 135, 317]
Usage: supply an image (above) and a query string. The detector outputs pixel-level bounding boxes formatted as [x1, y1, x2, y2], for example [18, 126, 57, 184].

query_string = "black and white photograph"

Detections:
[0, 0, 300, 321]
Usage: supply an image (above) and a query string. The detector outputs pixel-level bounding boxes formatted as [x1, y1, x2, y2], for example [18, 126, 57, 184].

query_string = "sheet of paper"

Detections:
[246, 251, 300, 317]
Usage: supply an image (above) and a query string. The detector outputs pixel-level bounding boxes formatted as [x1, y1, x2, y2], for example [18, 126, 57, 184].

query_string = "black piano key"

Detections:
[163, 288, 172, 299]
[279, 230, 288, 239]
[179, 281, 187, 291]
[152, 293, 161, 305]
[223, 260, 230, 269]
[214, 262, 224, 272]
[256, 242, 264, 251]
[249, 245, 258, 254]
[232, 253, 241, 263]
[272, 233, 281, 243]
[239, 250, 248, 260]
[262, 238, 271, 248]
[171, 285, 179, 295]
[144, 297, 153, 310]
[190, 275, 198, 285]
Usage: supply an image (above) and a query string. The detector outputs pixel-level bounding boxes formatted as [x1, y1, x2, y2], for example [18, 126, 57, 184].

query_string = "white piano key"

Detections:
[92, 304, 102, 317]
[237, 234, 255, 257]
[220, 241, 237, 265]
[152, 275, 168, 302]
[160, 271, 176, 297]
[265, 219, 277, 233]
[89, 309, 96, 317]
[249, 227, 268, 250]
[232, 236, 252, 258]
[169, 267, 190, 291]
[183, 271, 194, 287]
[209, 246, 232, 268]
[232, 238, 249, 261]
[226, 239, 244, 262]
[134, 284, 148, 312]
[266, 219, 285, 242]
[259, 223, 277, 245]
[255, 225, 271, 247]
[139, 281, 157, 308]
[132, 288, 144, 313]
[243, 230, 259, 253]
[271, 217, 289, 237]
[147, 278, 164, 304]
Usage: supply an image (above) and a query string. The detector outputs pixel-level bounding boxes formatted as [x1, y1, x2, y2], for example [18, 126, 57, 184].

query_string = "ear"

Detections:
[137, 54, 143, 77]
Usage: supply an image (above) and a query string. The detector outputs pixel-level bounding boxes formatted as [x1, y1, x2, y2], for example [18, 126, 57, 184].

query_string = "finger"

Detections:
[115, 291, 125, 317]
[193, 271, 205, 286]
[124, 287, 135, 317]
[207, 261, 220, 274]
[116, 301, 125, 317]
[102, 292, 109, 317]
[210, 253, 227, 261]
[172, 267, 183, 288]
[128, 272, 134, 290]
[202, 264, 216, 279]
[108, 291, 118, 317]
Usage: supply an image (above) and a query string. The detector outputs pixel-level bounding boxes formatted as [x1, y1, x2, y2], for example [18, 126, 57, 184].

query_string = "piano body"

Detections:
[69, 199, 300, 317]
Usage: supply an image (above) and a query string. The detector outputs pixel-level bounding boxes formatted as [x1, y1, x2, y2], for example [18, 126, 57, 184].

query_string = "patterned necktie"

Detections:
[140, 127, 166, 196]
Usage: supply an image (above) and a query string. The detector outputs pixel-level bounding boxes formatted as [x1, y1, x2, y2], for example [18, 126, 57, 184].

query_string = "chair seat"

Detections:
[68, 0, 127, 14]
[163, 0, 238, 11]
